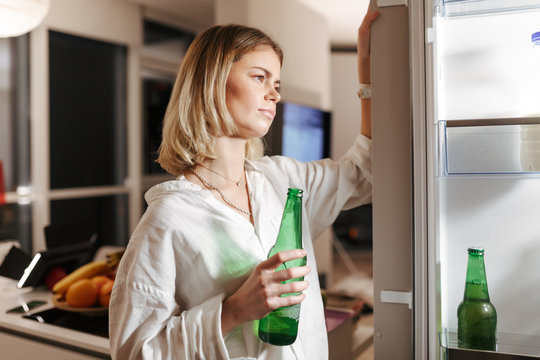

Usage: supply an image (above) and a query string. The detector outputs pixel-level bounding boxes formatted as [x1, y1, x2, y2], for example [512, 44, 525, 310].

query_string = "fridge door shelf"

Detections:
[439, 329, 540, 359]
[437, 0, 540, 18]
[440, 118, 540, 175]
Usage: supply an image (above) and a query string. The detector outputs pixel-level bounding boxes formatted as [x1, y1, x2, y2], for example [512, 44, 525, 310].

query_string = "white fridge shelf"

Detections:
[440, 329, 540, 359]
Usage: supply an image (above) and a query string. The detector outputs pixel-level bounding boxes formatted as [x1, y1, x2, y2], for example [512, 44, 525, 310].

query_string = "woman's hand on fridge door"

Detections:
[358, 9, 379, 140]
[220, 249, 311, 336]
[357, 9, 380, 84]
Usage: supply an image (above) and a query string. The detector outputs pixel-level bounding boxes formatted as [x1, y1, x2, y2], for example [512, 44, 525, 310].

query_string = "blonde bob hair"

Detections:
[157, 24, 283, 175]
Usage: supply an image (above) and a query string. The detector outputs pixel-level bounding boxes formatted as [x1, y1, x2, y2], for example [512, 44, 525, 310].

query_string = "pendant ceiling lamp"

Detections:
[0, 0, 50, 38]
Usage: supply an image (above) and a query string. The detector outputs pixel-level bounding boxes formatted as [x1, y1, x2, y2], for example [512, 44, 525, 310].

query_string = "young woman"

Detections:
[110, 11, 379, 360]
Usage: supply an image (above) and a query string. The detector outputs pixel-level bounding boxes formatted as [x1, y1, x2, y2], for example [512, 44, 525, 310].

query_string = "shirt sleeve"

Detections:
[108, 211, 230, 360]
[264, 133, 372, 239]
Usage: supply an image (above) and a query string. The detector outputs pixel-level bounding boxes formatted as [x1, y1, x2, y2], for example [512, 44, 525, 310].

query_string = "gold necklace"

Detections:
[198, 163, 243, 187]
[189, 167, 252, 217]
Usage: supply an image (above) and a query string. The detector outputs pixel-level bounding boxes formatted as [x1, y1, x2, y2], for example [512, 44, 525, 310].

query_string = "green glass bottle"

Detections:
[457, 247, 497, 351]
[259, 188, 306, 346]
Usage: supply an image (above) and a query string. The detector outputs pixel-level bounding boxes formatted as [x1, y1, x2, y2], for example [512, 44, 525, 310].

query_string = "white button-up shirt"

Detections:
[109, 135, 372, 360]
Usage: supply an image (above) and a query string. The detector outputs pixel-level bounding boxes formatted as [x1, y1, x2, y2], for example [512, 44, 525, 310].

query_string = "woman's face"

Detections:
[226, 45, 281, 139]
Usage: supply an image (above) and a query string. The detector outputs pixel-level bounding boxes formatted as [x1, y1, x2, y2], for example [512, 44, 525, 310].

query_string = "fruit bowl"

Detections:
[52, 294, 108, 316]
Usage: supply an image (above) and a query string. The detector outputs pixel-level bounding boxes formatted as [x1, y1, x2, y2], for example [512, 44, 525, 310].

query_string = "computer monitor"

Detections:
[265, 102, 331, 161]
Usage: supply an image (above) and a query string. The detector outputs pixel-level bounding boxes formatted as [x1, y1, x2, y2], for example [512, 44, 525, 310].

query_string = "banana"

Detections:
[52, 260, 108, 295]
[106, 250, 125, 269]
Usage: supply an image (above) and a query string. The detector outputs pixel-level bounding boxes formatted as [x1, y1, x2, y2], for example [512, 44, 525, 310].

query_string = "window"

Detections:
[50, 195, 128, 247]
[47, 31, 129, 247]
[49, 31, 127, 189]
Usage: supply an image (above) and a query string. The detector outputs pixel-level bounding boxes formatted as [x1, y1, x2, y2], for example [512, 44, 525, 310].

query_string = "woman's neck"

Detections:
[188, 136, 247, 188]
[206, 136, 247, 177]
[184, 136, 253, 221]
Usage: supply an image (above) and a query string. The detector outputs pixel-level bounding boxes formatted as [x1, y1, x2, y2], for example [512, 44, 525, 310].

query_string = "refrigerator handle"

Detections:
[380, 290, 413, 309]
[377, 0, 408, 7]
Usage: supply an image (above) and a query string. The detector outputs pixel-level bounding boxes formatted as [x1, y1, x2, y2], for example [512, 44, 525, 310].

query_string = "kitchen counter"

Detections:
[0, 276, 110, 359]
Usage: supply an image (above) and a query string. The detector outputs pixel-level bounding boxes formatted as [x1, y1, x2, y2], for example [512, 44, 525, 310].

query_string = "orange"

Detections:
[65, 279, 98, 308]
[91, 275, 112, 292]
[99, 280, 114, 308]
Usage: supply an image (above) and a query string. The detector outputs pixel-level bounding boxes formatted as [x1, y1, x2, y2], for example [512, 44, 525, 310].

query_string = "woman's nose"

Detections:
[266, 87, 281, 103]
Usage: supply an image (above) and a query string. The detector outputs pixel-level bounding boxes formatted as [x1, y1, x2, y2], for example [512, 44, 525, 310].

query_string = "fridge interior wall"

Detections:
[436, 9, 540, 119]
[434, 6, 540, 337]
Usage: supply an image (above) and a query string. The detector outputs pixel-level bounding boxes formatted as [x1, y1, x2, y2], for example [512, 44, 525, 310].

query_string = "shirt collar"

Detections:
[244, 158, 264, 174]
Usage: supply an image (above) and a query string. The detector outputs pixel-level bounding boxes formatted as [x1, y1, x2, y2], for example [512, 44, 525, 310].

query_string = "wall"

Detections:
[330, 52, 362, 159]
[215, 0, 331, 110]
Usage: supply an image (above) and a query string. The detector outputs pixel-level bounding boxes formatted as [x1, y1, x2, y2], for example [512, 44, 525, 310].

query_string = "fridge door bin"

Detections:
[440, 330, 540, 359]
[437, 0, 540, 18]
[440, 118, 540, 175]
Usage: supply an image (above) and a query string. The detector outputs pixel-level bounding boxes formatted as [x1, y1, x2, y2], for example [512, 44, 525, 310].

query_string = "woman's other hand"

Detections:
[221, 249, 311, 335]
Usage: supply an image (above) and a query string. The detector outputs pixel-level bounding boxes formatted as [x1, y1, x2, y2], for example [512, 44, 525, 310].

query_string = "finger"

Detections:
[262, 249, 307, 270]
[365, 10, 380, 24]
[272, 293, 306, 309]
[369, 10, 381, 21]
[273, 266, 311, 282]
[359, 10, 380, 32]
[277, 281, 310, 295]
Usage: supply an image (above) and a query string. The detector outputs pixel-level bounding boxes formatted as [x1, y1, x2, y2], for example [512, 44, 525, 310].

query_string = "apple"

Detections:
[44, 266, 67, 291]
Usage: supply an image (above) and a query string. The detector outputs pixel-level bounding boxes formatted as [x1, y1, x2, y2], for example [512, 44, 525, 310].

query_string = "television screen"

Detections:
[265, 102, 331, 161]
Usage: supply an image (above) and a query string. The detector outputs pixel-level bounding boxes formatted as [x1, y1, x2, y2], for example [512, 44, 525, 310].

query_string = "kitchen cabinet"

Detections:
[0, 331, 108, 360]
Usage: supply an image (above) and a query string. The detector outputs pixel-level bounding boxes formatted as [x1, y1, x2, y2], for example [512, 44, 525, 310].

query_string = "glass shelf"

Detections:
[437, 0, 540, 18]
[440, 330, 540, 359]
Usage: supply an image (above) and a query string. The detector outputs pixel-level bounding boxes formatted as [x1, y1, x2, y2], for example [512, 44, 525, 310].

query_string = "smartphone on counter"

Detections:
[6, 300, 47, 314]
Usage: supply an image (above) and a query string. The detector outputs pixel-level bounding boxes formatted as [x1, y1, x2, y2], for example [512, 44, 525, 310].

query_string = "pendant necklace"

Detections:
[189, 167, 252, 217]
[198, 162, 243, 187]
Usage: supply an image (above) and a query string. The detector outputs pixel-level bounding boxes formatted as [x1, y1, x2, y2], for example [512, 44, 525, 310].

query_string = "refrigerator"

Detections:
[369, 0, 540, 359]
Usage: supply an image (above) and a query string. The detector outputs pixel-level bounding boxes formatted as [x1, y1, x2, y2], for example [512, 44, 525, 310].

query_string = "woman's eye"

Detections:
[255, 75, 265, 82]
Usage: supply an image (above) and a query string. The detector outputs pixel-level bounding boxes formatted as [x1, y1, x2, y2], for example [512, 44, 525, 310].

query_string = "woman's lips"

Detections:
[259, 109, 276, 120]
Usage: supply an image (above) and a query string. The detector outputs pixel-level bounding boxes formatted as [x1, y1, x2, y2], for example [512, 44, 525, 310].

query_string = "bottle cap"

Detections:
[532, 31, 540, 44]
[468, 247, 484, 255]
[287, 188, 304, 197]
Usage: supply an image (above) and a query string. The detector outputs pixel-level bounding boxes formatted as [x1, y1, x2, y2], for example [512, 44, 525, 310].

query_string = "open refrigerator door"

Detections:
[429, 0, 540, 358]
[371, 0, 540, 358]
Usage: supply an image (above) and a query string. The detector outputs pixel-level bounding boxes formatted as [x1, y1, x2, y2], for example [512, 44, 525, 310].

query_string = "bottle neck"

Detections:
[463, 253, 490, 301]
[284, 195, 302, 213]
[276, 194, 302, 249]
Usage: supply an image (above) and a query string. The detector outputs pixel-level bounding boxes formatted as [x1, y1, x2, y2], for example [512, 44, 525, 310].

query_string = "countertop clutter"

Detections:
[0, 276, 110, 360]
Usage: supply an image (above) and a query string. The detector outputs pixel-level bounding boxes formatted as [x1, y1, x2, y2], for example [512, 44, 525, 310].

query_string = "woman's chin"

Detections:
[236, 125, 272, 140]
